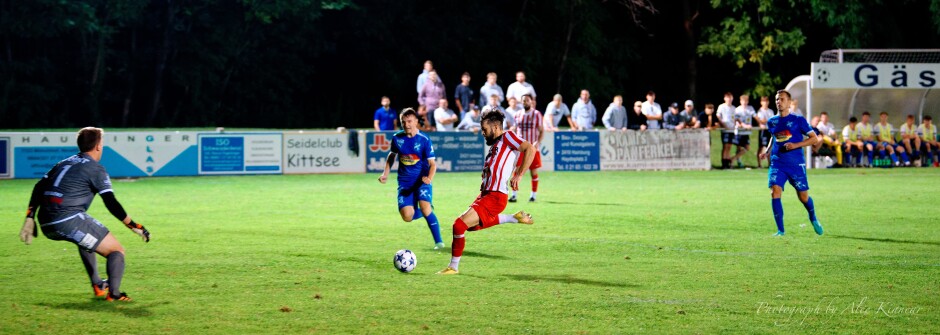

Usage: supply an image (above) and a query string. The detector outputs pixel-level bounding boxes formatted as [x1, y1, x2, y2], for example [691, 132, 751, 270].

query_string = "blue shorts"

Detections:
[768, 163, 809, 192]
[863, 141, 878, 148]
[397, 182, 432, 210]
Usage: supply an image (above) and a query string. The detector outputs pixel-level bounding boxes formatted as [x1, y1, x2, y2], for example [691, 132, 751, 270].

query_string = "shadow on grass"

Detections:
[829, 235, 940, 246]
[502, 274, 636, 288]
[541, 200, 623, 206]
[461, 251, 510, 260]
[37, 299, 170, 318]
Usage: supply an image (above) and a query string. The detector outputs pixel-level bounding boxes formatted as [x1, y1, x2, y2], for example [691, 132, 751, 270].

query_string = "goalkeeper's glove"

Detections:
[124, 220, 150, 242]
[20, 207, 37, 245]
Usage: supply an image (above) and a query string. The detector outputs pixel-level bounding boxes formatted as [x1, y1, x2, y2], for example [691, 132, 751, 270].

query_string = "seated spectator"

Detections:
[816, 111, 843, 166]
[434, 98, 458, 131]
[627, 100, 648, 131]
[544, 94, 572, 131]
[664, 102, 691, 130]
[504, 96, 524, 130]
[457, 105, 482, 132]
[602, 95, 628, 131]
[373, 96, 398, 131]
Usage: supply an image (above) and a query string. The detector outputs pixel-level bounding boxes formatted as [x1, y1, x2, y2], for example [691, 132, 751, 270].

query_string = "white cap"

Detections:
[685, 100, 694, 107]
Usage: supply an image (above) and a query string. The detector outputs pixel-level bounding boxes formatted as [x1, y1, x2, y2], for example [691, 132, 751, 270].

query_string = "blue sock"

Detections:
[412, 209, 423, 221]
[867, 151, 874, 164]
[890, 153, 898, 164]
[803, 197, 817, 222]
[855, 150, 862, 164]
[772, 198, 784, 233]
[900, 151, 909, 163]
[914, 150, 920, 159]
[879, 149, 886, 158]
[425, 212, 442, 244]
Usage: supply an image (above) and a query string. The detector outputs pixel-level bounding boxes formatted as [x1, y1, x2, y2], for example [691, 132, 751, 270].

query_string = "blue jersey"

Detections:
[767, 113, 814, 166]
[391, 131, 435, 186]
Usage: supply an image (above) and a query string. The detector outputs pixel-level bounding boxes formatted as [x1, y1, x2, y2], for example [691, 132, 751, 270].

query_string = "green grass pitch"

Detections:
[1, 169, 938, 334]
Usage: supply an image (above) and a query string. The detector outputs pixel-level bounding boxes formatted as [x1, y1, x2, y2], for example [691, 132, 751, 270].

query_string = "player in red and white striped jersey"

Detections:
[437, 110, 537, 275]
[509, 94, 544, 202]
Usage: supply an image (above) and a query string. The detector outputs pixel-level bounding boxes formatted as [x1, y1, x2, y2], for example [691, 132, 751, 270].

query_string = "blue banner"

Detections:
[365, 131, 485, 173]
[201, 136, 245, 172]
[0, 137, 8, 178]
[197, 133, 283, 175]
[554, 132, 600, 171]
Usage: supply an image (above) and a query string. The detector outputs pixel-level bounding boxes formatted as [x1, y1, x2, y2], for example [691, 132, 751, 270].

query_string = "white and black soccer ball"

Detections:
[816, 68, 830, 82]
[393, 249, 417, 273]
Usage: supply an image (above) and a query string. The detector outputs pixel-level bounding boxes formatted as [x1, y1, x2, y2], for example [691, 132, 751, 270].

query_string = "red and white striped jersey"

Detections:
[514, 109, 543, 144]
[481, 130, 526, 194]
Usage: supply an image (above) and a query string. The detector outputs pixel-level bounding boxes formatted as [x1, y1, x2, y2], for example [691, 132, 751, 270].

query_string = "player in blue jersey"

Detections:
[379, 107, 444, 249]
[759, 90, 824, 237]
[19, 127, 150, 301]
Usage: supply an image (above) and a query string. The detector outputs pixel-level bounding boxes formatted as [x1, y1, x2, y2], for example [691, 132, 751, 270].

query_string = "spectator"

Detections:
[683, 100, 698, 128]
[663, 102, 690, 130]
[859, 111, 877, 166]
[544, 94, 572, 131]
[506, 71, 537, 106]
[816, 111, 843, 166]
[694, 103, 723, 130]
[478, 72, 504, 107]
[415, 60, 443, 94]
[416, 105, 434, 132]
[899, 114, 920, 163]
[789, 99, 804, 117]
[570, 89, 596, 131]
[454, 72, 475, 120]
[731, 94, 756, 167]
[627, 100, 648, 131]
[917, 115, 939, 166]
[504, 96, 523, 130]
[842, 116, 863, 167]
[641, 91, 663, 129]
[457, 105, 482, 132]
[373, 96, 398, 131]
[481, 94, 511, 131]
[434, 98, 458, 131]
[602, 95, 628, 131]
[418, 70, 446, 127]
[755, 96, 774, 168]
[717, 92, 736, 169]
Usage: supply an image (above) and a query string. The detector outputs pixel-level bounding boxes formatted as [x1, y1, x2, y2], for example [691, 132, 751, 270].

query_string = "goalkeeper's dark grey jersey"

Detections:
[37, 153, 113, 222]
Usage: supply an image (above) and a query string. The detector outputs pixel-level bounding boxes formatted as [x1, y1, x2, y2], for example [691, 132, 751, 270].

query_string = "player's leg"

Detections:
[842, 142, 854, 167]
[830, 138, 843, 166]
[417, 184, 443, 249]
[896, 144, 910, 166]
[722, 133, 733, 168]
[768, 167, 786, 236]
[77, 247, 108, 296]
[790, 166, 823, 235]
[865, 142, 875, 166]
[396, 186, 417, 222]
[439, 207, 481, 274]
[94, 232, 131, 301]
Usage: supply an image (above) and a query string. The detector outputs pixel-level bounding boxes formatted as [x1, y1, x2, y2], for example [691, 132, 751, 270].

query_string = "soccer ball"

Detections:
[393, 249, 417, 273]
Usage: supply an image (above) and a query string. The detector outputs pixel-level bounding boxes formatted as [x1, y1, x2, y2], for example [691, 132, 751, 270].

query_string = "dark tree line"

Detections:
[2, 0, 938, 129]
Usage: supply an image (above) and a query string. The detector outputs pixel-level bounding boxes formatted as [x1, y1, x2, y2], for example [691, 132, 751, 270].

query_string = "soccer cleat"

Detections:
[106, 292, 132, 302]
[436, 267, 459, 275]
[772, 231, 785, 237]
[528, 196, 536, 202]
[508, 195, 517, 203]
[434, 242, 445, 250]
[513, 211, 534, 225]
[811, 220, 824, 235]
[92, 279, 109, 297]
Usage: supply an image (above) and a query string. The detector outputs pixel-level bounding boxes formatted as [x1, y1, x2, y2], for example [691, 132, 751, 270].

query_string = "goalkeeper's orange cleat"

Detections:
[106, 292, 132, 302]
[92, 280, 109, 297]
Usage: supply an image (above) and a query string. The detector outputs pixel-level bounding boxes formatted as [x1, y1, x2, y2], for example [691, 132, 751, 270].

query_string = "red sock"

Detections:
[451, 218, 467, 257]
[531, 171, 539, 192]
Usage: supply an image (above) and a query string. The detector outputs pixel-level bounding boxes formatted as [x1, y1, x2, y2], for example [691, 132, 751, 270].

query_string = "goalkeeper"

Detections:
[19, 127, 150, 302]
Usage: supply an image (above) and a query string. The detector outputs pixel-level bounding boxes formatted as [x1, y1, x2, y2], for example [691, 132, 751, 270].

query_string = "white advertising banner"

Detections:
[811, 63, 939, 89]
[282, 131, 365, 174]
[600, 130, 710, 170]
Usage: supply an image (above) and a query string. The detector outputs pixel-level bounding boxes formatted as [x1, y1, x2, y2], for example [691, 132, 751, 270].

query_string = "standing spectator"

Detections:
[641, 91, 663, 129]
[454, 72, 475, 121]
[663, 102, 690, 130]
[717, 92, 737, 169]
[917, 115, 939, 166]
[504, 97, 523, 130]
[415, 60, 443, 94]
[373, 96, 398, 131]
[544, 94, 572, 131]
[694, 104, 723, 130]
[899, 114, 921, 163]
[418, 70, 446, 128]
[511, 94, 544, 203]
[755, 96, 775, 168]
[817, 111, 843, 166]
[602, 95, 628, 131]
[627, 100, 648, 130]
[434, 98, 458, 131]
[842, 117, 864, 167]
[683, 100, 698, 128]
[457, 105, 482, 132]
[570, 89, 596, 131]
[731, 94, 756, 167]
[506, 71, 537, 106]
[478, 72, 504, 107]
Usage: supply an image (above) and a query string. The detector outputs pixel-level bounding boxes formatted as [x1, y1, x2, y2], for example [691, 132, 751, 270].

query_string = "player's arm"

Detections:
[99, 192, 149, 242]
[20, 177, 49, 244]
[379, 151, 397, 184]
[537, 117, 544, 145]
[784, 131, 819, 151]
[510, 141, 537, 191]
[759, 138, 774, 159]
[373, 119, 381, 131]
[423, 158, 436, 184]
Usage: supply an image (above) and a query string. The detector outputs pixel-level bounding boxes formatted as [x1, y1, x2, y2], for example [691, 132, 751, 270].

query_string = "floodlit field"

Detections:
[1, 169, 938, 334]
